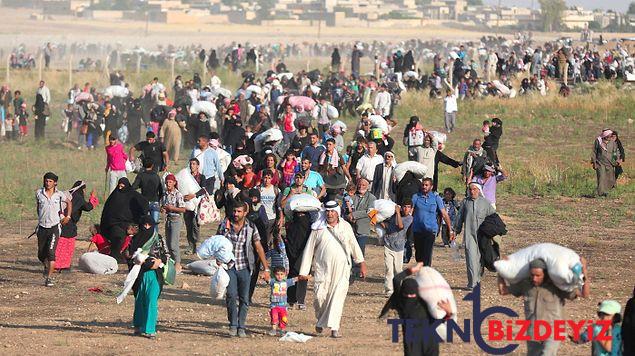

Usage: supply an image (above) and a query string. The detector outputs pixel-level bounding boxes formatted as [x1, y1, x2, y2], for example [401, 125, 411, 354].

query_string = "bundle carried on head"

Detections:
[494, 243, 585, 292]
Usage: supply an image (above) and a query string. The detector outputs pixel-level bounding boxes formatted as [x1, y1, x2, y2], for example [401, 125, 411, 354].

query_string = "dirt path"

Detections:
[0, 196, 632, 355]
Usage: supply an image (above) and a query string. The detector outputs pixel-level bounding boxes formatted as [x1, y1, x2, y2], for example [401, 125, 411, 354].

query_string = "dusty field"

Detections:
[0, 195, 632, 356]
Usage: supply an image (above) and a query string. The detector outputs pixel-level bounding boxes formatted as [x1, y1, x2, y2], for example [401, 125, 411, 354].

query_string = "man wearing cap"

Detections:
[36, 172, 72, 287]
[573, 299, 623, 355]
[299, 201, 366, 338]
[471, 164, 507, 209]
[498, 257, 589, 356]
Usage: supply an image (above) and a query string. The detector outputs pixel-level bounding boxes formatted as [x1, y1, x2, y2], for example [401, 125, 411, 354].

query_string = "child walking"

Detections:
[267, 266, 307, 336]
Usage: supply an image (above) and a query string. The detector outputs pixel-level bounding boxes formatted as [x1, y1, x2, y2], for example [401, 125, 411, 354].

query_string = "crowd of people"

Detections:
[16, 37, 632, 355]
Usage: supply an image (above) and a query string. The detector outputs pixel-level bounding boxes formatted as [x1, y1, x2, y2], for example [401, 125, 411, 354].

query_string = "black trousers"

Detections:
[287, 256, 307, 305]
[105, 224, 127, 262]
[414, 230, 436, 266]
[37, 225, 60, 263]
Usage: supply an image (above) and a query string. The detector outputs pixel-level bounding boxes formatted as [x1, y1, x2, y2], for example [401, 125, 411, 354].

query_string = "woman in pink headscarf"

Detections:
[160, 109, 183, 165]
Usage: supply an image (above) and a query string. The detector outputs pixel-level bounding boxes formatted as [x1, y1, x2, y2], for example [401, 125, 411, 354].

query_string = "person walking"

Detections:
[128, 215, 170, 339]
[347, 178, 376, 267]
[56, 181, 97, 272]
[105, 135, 128, 195]
[132, 158, 163, 227]
[411, 178, 453, 266]
[35, 172, 72, 287]
[217, 201, 270, 338]
[299, 201, 366, 338]
[592, 129, 619, 197]
[498, 258, 589, 355]
[454, 182, 495, 290]
[443, 88, 458, 133]
[100, 177, 148, 262]
[159, 109, 183, 166]
[130, 131, 169, 173]
[182, 158, 207, 254]
[161, 174, 186, 273]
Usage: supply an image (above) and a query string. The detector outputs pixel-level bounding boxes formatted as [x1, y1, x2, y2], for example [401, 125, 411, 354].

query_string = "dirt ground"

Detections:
[0, 195, 632, 355]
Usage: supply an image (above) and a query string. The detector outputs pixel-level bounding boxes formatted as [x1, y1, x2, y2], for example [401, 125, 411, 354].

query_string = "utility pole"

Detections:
[496, 0, 502, 37]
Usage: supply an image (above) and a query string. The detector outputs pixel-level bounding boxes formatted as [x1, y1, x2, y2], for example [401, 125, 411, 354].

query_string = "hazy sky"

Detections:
[483, 0, 630, 12]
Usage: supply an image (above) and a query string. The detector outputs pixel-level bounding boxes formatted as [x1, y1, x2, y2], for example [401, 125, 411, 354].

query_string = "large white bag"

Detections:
[370, 199, 397, 223]
[175, 168, 201, 211]
[187, 260, 217, 276]
[210, 266, 230, 300]
[254, 128, 283, 151]
[331, 120, 347, 132]
[284, 193, 322, 215]
[78, 252, 118, 275]
[429, 130, 447, 144]
[494, 243, 584, 292]
[492, 80, 511, 96]
[415, 267, 458, 319]
[327, 105, 339, 119]
[369, 114, 389, 133]
[394, 161, 427, 182]
[104, 85, 129, 98]
[197, 235, 235, 264]
[190, 101, 217, 118]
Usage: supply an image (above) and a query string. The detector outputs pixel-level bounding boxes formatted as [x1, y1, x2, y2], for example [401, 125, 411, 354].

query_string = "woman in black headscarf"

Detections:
[379, 262, 453, 356]
[33, 93, 46, 139]
[101, 177, 148, 262]
[128, 215, 169, 339]
[56, 181, 97, 272]
[284, 211, 312, 309]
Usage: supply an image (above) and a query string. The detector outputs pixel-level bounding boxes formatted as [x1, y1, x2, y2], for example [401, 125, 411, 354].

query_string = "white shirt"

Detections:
[373, 91, 391, 115]
[37, 86, 51, 104]
[355, 153, 384, 182]
[444, 94, 458, 113]
[36, 188, 67, 228]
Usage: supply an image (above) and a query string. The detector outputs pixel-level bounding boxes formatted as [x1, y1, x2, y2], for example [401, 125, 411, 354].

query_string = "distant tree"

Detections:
[629, 2, 635, 14]
[539, 0, 566, 32]
[467, 0, 483, 5]
[415, 0, 432, 6]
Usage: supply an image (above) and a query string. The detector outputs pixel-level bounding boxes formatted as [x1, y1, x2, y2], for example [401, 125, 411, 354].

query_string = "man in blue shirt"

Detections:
[191, 135, 223, 193]
[300, 132, 325, 170]
[411, 177, 454, 266]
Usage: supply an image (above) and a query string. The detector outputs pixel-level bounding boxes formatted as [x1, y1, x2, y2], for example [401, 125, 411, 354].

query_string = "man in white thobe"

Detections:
[299, 201, 367, 338]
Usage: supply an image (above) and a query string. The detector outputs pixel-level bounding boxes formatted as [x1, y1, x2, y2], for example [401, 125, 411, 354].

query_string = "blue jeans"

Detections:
[149, 202, 160, 233]
[226, 267, 251, 330]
